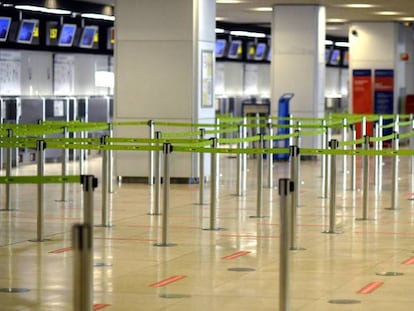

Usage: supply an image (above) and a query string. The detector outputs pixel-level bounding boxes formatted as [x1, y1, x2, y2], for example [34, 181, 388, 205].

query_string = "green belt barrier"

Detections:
[205, 127, 238, 135]
[369, 133, 396, 142]
[111, 121, 149, 126]
[339, 137, 365, 147]
[161, 131, 200, 138]
[0, 175, 80, 184]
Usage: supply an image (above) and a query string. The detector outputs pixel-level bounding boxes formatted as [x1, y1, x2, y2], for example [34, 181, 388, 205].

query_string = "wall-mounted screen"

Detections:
[0, 17, 11, 42]
[215, 39, 226, 58]
[79, 25, 98, 48]
[17, 19, 37, 44]
[227, 40, 242, 59]
[58, 24, 77, 47]
[254, 43, 267, 60]
[329, 49, 341, 66]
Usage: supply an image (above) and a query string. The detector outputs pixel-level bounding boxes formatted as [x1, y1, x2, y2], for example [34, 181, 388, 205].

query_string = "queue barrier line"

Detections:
[0, 175, 80, 184]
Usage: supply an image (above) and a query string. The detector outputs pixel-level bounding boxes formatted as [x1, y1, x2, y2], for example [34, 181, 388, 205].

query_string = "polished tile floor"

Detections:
[1, 152, 414, 310]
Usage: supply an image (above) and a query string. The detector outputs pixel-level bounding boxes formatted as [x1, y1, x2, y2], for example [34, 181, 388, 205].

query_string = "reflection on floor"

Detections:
[1, 153, 414, 311]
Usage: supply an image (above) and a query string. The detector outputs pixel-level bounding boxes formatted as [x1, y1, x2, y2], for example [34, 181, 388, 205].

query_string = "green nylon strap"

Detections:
[0, 175, 80, 184]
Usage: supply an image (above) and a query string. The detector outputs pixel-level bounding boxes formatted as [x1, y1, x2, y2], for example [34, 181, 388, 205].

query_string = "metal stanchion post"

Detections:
[108, 123, 114, 193]
[80, 175, 98, 226]
[357, 136, 372, 220]
[236, 125, 243, 196]
[373, 122, 379, 189]
[29, 140, 49, 242]
[72, 224, 93, 311]
[198, 128, 206, 205]
[148, 120, 155, 185]
[322, 139, 343, 234]
[154, 143, 176, 246]
[79, 126, 85, 175]
[267, 121, 274, 189]
[4, 129, 13, 211]
[410, 115, 414, 174]
[61, 126, 69, 202]
[150, 131, 162, 215]
[250, 134, 266, 218]
[289, 146, 305, 251]
[387, 132, 400, 210]
[378, 116, 384, 190]
[203, 138, 225, 231]
[294, 129, 301, 207]
[350, 124, 356, 191]
[320, 120, 327, 179]
[279, 178, 294, 311]
[99, 136, 111, 227]
[342, 118, 348, 190]
[362, 116, 367, 136]
[242, 117, 247, 194]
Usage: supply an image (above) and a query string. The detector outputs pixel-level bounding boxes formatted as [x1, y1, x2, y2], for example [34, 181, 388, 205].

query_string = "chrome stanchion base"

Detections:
[94, 262, 113, 267]
[0, 209, 17, 211]
[289, 246, 306, 251]
[384, 207, 401, 211]
[202, 227, 226, 231]
[28, 238, 52, 242]
[148, 212, 162, 216]
[153, 243, 177, 247]
[355, 217, 375, 221]
[249, 215, 269, 219]
[321, 230, 344, 234]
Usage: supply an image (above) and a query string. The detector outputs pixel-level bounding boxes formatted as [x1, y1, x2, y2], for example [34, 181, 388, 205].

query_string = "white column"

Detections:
[271, 5, 326, 148]
[114, 0, 215, 182]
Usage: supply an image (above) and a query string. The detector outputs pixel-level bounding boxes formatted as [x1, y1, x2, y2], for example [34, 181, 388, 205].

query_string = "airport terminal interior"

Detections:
[2, 0, 414, 310]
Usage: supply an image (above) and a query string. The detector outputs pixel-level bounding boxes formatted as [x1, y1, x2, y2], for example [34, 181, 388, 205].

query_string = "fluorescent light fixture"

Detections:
[335, 42, 349, 47]
[216, 0, 244, 3]
[15, 5, 71, 15]
[215, 28, 225, 34]
[375, 11, 401, 16]
[342, 4, 376, 9]
[325, 40, 333, 45]
[81, 13, 115, 21]
[399, 17, 414, 21]
[230, 30, 266, 38]
[327, 18, 347, 23]
[251, 7, 272, 12]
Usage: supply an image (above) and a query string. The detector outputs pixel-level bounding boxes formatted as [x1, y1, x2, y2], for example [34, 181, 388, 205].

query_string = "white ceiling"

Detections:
[79, 0, 414, 37]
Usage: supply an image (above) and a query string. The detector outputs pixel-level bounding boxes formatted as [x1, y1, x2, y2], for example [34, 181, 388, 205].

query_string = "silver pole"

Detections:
[151, 131, 162, 215]
[267, 122, 274, 189]
[108, 123, 114, 193]
[154, 143, 176, 246]
[323, 139, 342, 234]
[251, 134, 264, 218]
[30, 140, 46, 242]
[61, 126, 69, 202]
[362, 116, 367, 136]
[289, 145, 304, 250]
[323, 123, 331, 199]
[321, 120, 327, 179]
[388, 132, 400, 210]
[294, 129, 300, 207]
[72, 223, 93, 311]
[204, 138, 223, 230]
[279, 178, 293, 311]
[199, 128, 206, 205]
[5, 129, 12, 211]
[100, 136, 110, 227]
[357, 136, 371, 220]
[410, 115, 414, 174]
[148, 120, 155, 185]
[81, 175, 98, 227]
[350, 124, 356, 191]
[373, 122, 379, 189]
[242, 117, 247, 194]
[342, 118, 348, 190]
[236, 125, 243, 196]
[378, 116, 384, 190]
[79, 123, 85, 175]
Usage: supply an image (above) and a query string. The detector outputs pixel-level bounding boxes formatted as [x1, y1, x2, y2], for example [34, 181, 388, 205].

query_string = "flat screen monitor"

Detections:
[227, 40, 242, 59]
[215, 39, 226, 57]
[254, 43, 267, 60]
[0, 17, 11, 42]
[17, 19, 37, 44]
[58, 24, 77, 47]
[79, 25, 98, 48]
[329, 49, 341, 66]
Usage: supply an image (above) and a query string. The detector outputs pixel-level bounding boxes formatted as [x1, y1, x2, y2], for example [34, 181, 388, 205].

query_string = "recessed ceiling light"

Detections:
[216, 0, 243, 3]
[335, 42, 350, 47]
[216, 17, 227, 21]
[251, 7, 272, 12]
[215, 28, 225, 34]
[399, 17, 414, 21]
[375, 11, 402, 16]
[327, 18, 347, 23]
[342, 4, 376, 9]
[230, 30, 266, 38]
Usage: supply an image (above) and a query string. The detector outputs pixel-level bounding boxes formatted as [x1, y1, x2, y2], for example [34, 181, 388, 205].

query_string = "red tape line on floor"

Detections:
[93, 304, 111, 310]
[149, 275, 186, 288]
[357, 282, 384, 294]
[48, 246, 73, 254]
[402, 256, 414, 265]
[222, 251, 251, 260]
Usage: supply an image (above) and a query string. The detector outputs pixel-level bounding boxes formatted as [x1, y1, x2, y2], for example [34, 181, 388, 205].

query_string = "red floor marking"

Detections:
[93, 304, 111, 310]
[355, 231, 414, 236]
[149, 275, 186, 288]
[48, 246, 73, 254]
[357, 282, 383, 294]
[222, 251, 251, 260]
[94, 237, 156, 242]
[220, 234, 279, 239]
[402, 256, 414, 265]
